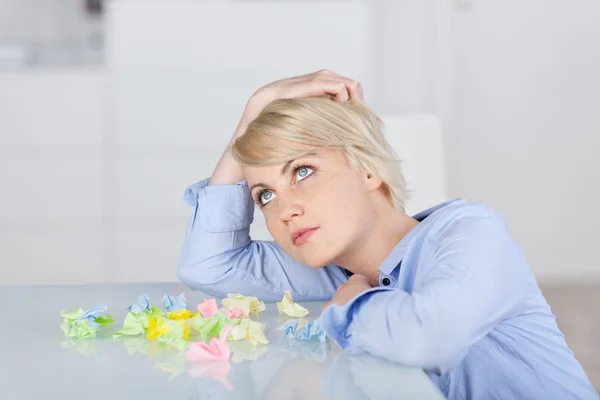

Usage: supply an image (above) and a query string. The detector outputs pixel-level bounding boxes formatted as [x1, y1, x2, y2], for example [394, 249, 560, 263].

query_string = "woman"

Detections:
[178, 70, 597, 399]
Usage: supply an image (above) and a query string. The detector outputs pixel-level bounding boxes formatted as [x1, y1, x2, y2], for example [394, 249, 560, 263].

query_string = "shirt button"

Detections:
[382, 278, 391, 286]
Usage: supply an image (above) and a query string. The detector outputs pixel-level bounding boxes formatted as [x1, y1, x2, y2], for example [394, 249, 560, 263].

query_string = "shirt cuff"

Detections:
[320, 287, 394, 351]
[183, 177, 255, 233]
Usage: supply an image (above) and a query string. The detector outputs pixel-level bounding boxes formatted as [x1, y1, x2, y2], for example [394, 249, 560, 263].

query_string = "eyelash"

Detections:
[254, 164, 315, 208]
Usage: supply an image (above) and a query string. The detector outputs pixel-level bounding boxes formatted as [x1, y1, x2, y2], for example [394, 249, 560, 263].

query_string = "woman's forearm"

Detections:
[208, 97, 265, 186]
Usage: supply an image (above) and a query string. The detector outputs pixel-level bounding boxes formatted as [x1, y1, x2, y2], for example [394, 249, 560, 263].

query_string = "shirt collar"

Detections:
[378, 198, 467, 275]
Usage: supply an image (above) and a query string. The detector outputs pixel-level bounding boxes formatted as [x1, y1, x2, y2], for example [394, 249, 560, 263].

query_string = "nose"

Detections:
[279, 195, 304, 224]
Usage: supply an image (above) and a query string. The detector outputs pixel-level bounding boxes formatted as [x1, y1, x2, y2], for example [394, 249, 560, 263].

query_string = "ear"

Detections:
[364, 172, 383, 192]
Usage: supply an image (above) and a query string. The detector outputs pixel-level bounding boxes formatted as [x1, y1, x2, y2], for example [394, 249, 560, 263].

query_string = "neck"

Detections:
[336, 205, 419, 287]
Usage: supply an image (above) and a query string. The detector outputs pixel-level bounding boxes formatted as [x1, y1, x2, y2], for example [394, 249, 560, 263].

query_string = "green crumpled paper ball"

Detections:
[60, 308, 114, 339]
[113, 307, 165, 338]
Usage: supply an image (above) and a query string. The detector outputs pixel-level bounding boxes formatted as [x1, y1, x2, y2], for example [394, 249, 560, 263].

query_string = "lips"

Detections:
[291, 227, 319, 246]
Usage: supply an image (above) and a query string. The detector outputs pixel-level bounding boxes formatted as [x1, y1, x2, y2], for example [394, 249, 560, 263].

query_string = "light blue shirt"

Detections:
[178, 177, 598, 399]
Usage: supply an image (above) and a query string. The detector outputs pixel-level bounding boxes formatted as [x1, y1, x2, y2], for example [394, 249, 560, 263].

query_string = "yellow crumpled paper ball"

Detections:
[228, 318, 269, 345]
[146, 316, 172, 340]
[221, 294, 266, 318]
[276, 290, 309, 318]
[167, 309, 198, 321]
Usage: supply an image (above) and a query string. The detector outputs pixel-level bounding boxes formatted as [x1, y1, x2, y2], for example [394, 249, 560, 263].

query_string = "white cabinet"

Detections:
[0, 71, 107, 285]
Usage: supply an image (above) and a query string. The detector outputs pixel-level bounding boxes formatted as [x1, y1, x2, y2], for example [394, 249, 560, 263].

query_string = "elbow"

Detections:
[177, 261, 200, 290]
[394, 340, 466, 373]
[177, 256, 231, 298]
[385, 332, 464, 372]
[391, 339, 436, 368]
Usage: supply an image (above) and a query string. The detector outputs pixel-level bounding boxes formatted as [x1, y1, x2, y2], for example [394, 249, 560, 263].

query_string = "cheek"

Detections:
[320, 172, 368, 211]
[322, 176, 374, 231]
[263, 212, 287, 242]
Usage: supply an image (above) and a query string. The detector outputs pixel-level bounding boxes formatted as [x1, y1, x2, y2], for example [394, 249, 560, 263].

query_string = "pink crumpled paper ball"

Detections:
[186, 324, 233, 361]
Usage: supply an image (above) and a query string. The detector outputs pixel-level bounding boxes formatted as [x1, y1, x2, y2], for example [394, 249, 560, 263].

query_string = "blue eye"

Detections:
[296, 166, 314, 180]
[255, 164, 316, 208]
[260, 190, 275, 206]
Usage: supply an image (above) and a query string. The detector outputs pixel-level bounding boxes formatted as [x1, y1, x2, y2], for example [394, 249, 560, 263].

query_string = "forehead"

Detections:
[243, 148, 348, 184]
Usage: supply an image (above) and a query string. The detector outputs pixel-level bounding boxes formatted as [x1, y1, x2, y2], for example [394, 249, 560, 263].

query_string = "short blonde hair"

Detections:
[231, 96, 408, 211]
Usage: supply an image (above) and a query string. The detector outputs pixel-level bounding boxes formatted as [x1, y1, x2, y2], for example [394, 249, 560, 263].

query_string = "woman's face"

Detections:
[244, 148, 376, 268]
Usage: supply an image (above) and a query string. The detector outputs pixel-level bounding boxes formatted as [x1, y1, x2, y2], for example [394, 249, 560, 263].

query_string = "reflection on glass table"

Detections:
[0, 283, 445, 399]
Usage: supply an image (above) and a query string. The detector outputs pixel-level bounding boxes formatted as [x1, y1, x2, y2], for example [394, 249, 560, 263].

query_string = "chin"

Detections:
[306, 260, 328, 269]
[278, 238, 339, 268]
[296, 248, 337, 269]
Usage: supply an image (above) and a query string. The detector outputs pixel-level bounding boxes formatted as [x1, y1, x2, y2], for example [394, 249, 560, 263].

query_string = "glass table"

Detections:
[0, 282, 445, 399]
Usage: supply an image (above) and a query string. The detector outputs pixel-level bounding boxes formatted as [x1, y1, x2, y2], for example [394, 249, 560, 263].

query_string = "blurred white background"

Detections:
[1, 0, 599, 287]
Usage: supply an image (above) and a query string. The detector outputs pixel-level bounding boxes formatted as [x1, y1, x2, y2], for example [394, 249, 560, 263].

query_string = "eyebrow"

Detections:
[249, 151, 319, 193]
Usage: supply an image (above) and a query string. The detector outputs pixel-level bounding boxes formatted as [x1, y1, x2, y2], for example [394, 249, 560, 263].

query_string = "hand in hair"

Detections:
[244, 69, 364, 126]
[211, 70, 363, 186]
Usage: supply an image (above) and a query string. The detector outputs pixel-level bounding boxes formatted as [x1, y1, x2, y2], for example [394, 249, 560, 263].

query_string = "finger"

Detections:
[348, 273, 371, 285]
[292, 78, 349, 101]
[348, 273, 367, 281]
[314, 78, 350, 102]
[332, 82, 350, 102]
[343, 80, 363, 101]
[275, 71, 358, 102]
[316, 71, 362, 101]
[355, 82, 365, 101]
[323, 79, 350, 102]
[333, 80, 361, 102]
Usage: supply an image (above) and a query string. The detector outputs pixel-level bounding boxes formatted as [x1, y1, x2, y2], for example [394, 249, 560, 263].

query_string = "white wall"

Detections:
[0, 0, 374, 285]
[360, 0, 600, 282]
[370, 0, 439, 114]
[105, 0, 373, 284]
[438, 0, 600, 281]
[0, 70, 108, 285]
[2, 0, 598, 285]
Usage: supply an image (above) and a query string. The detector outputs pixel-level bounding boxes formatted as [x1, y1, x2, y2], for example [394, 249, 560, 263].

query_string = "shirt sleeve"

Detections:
[177, 178, 348, 302]
[320, 215, 528, 373]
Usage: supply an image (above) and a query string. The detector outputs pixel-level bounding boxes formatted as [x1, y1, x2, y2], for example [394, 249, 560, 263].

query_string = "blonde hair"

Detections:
[231, 96, 408, 211]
